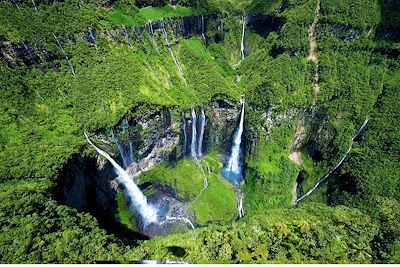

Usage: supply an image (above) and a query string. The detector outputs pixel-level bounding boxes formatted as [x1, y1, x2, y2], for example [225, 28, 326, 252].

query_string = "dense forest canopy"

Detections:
[0, 0, 399, 263]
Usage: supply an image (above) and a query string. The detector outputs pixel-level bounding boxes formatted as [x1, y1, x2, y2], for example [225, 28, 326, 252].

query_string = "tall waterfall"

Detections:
[84, 133, 157, 226]
[197, 106, 205, 157]
[146, 22, 159, 53]
[160, 20, 185, 78]
[52, 34, 76, 76]
[295, 118, 369, 204]
[201, 15, 206, 46]
[181, 113, 187, 156]
[222, 103, 245, 185]
[190, 107, 197, 158]
[241, 17, 247, 60]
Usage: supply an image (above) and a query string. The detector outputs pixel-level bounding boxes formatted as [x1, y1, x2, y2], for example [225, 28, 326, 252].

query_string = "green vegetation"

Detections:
[0, 0, 399, 263]
[116, 191, 139, 232]
[140, 150, 237, 225]
[109, 5, 194, 26]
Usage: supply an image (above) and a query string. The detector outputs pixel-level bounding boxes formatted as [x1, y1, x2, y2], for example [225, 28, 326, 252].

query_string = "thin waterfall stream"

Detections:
[190, 107, 197, 158]
[295, 118, 369, 204]
[197, 106, 205, 157]
[241, 17, 247, 60]
[160, 20, 186, 83]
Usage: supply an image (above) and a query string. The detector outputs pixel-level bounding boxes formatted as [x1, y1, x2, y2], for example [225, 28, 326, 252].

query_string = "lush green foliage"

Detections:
[0, 0, 399, 263]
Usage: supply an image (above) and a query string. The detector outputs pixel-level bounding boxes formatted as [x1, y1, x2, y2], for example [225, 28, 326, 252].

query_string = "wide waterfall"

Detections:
[181, 113, 187, 156]
[84, 133, 157, 226]
[197, 106, 205, 157]
[221, 103, 245, 186]
[190, 107, 197, 158]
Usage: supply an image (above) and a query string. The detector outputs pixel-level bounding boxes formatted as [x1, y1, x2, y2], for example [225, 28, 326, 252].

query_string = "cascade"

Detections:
[31, 0, 38, 13]
[295, 118, 369, 204]
[241, 16, 247, 60]
[160, 20, 186, 79]
[181, 113, 187, 156]
[165, 216, 195, 230]
[52, 33, 76, 76]
[237, 195, 244, 218]
[110, 129, 128, 169]
[22, 42, 42, 70]
[221, 102, 245, 185]
[89, 28, 96, 44]
[197, 106, 205, 157]
[190, 107, 197, 158]
[12, 0, 21, 12]
[201, 15, 207, 46]
[84, 133, 157, 226]
[123, 27, 132, 47]
[146, 22, 159, 53]
[134, 26, 146, 45]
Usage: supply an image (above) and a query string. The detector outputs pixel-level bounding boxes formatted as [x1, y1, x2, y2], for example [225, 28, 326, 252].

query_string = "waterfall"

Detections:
[165, 216, 194, 230]
[110, 129, 128, 169]
[31, 0, 38, 13]
[201, 15, 206, 46]
[160, 20, 185, 79]
[197, 106, 206, 157]
[190, 107, 197, 158]
[89, 28, 96, 44]
[241, 17, 247, 60]
[146, 22, 159, 53]
[221, 103, 245, 185]
[12, 0, 21, 12]
[123, 27, 132, 47]
[237, 195, 244, 218]
[22, 42, 42, 70]
[84, 133, 157, 226]
[52, 34, 76, 76]
[181, 113, 187, 156]
[295, 118, 369, 204]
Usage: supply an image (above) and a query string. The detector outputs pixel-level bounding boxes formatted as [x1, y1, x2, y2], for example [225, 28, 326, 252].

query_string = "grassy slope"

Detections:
[139, 150, 237, 225]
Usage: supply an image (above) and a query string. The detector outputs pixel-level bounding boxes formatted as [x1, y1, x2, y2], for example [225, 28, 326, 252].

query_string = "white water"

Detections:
[12, 0, 21, 12]
[237, 195, 244, 218]
[52, 34, 76, 76]
[147, 22, 159, 53]
[241, 17, 247, 60]
[32, 0, 38, 13]
[160, 20, 185, 78]
[84, 133, 157, 226]
[201, 15, 206, 46]
[295, 118, 369, 204]
[89, 28, 96, 44]
[197, 106, 205, 157]
[165, 216, 194, 230]
[190, 107, 197, 158]
[225, 103, 245, 174]
[110, 129, 128, 169]
[181, 113, 187, 156]
[123, 27, 132, 47]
